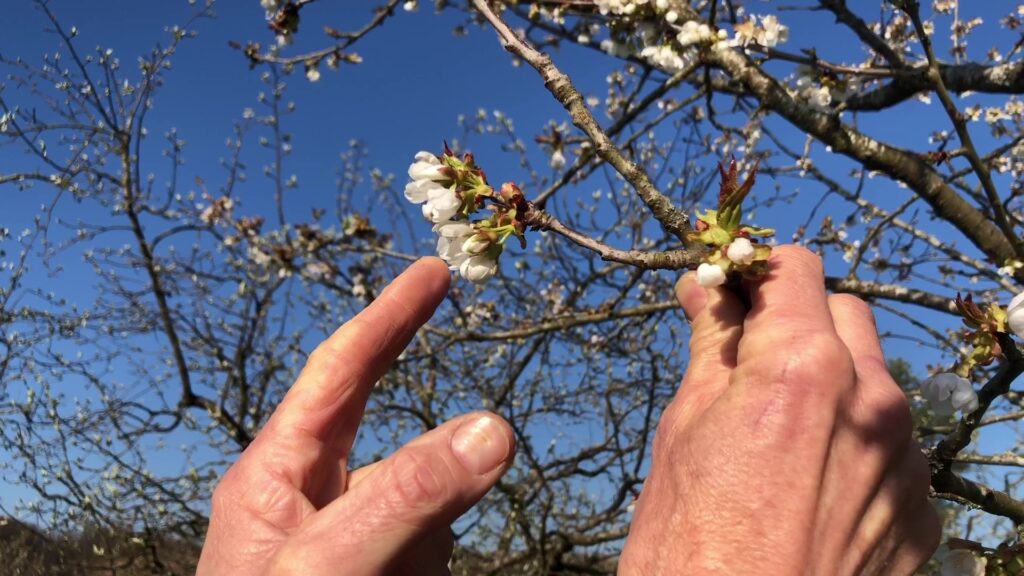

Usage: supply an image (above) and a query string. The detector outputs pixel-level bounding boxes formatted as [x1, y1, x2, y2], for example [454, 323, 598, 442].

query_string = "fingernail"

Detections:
[451, 415, 511, 475]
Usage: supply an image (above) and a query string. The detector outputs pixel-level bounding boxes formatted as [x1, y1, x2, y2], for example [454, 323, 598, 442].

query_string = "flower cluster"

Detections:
[796, 75, 834, 110]
[260, 0, 299, 47]
[688, 160, 774, 288]
[676, 20, 727, 47]
[732, 14, 789, 48]
[585, 4, 797, 81]
[199, 195, 235, 225]
[404, 148, 527, 284]
[920, 291, 1024, 418]
[594, 0, 651, 16]
[406, 151, 461, 223]
[434, 221, 499, 283]
[639, 45, 689, 72]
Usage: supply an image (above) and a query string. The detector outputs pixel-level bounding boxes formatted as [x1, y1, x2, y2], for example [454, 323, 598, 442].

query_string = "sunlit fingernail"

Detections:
[451, 415, 511, 475]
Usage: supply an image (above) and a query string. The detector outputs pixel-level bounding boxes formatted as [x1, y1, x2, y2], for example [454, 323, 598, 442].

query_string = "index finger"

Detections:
[257, 258, 450, 467]
[738, 245, 838, 362]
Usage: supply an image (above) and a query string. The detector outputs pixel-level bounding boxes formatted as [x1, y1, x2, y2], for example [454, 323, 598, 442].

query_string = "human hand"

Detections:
[197, 258, 515, 575]
[619, 246, 941, 574]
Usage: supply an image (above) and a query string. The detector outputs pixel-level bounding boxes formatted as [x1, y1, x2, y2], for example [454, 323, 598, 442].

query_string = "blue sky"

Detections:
[2, 0, 1022, 541]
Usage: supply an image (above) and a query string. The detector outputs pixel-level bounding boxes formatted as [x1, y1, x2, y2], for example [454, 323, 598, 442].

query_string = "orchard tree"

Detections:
[3, 0, 1024, 573]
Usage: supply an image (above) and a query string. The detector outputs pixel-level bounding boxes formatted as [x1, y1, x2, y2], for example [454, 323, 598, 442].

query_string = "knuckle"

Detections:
[856, 353, 892, 381]
[212, 459, 308, 529]
[304, 316, 370, 370]
[766, 336, 853, 391]
[389, 448, 453, 508]
[846, 374, 915, 452]
[845, 378, 915, 453]
[870, 384, 914, 441]
[305, 336, 342, 369]
[248, 468, 300, 520]
[807, 336, 852, 369]
[650, 399, 689, 459]
[209, 466, 242, 518]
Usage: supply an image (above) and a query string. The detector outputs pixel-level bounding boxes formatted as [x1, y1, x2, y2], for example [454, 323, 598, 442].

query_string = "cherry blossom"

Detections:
[921, 373, 979, 416]
[404, 151, 461, 223]
[726, 237, 754, 265]
[435, 222, 499, 284]
[696, 262, 726, 288]
[732, 14, 789, 48]
[938, 547, 986, 576]
[676, 21, 713, 47]
[1007, 291, 1024, 339]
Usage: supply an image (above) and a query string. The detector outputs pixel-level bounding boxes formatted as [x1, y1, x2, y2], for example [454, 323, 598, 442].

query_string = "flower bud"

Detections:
[460, 255, 497, 283]
[462, 234, 490, 255]
[499, 182, 523, 205]
[726, 237, 755, 265]
[696, 263, 727, 288]
[550, 149, 566, 169]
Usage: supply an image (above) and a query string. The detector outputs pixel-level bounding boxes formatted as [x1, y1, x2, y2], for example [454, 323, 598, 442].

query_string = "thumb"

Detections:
[278, 412, 515, 574]
[673, 272, 745, 408]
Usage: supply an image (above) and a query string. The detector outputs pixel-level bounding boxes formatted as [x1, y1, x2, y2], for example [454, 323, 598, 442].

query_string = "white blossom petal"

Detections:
[726, 237, 755, 265]
[460, 254, 498, 283]
[1007, 291, 1024, 338]
[408, 152, 446, 182]
[696, 263, 727, 288]
[404, 179, 442, 204]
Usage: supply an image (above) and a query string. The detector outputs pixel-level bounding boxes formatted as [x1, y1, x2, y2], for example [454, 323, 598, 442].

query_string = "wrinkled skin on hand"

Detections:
[620, 246, 941, 575]
[197, 258, 515, 576]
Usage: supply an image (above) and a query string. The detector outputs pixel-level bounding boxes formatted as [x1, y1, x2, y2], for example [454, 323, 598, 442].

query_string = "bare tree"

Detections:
[4, 0, 1024, 573]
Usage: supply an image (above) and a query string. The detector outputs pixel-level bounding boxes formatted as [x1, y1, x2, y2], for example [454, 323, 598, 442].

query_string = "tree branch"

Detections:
[522, 205, 705, 270]
[707, 47, 1018, 267]
[471, 0, 695, 243]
